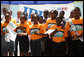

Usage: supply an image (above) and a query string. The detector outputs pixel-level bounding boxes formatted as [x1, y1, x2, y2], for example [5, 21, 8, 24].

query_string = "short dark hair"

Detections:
[74, 7, 80, 11]
[23, 12, 28, 17]
[33, 14, 40, 21]
[50, 10, 58, 16]
[61, 11, 65, 15]
[6, 10, 12, 15]
[2, 8, 7, 10]
[74, 7, 81, 16]
[5, 13, 10, 17]
[21, 14, 27, 20]
[44, 10, 49, 14]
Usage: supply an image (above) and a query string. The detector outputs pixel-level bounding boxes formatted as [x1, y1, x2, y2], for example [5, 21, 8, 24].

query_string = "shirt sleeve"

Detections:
[1, 23, 3, 32]
[26, 24, 29, 33]
[40, 25, 46, 34]
[44, 20, 48, 29]
[28, 21, 32, 26]
[63, 29, 68, 38]
[65, 21, 70, 31]
[64, 21, 71, 37]
[81, 18, 83, 25]
[27, 27, 31, 35]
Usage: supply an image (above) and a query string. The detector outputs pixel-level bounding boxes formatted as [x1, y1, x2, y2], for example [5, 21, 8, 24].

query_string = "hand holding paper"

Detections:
[44, 29, 58, 38]
[50, 29, 58, 37]
[5, 21, 17, 42]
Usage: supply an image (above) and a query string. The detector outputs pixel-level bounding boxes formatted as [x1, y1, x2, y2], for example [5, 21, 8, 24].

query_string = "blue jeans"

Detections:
[1, 40, 14, 55]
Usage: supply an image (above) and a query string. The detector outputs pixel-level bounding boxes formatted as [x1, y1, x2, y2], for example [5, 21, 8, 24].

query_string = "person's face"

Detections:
[17, 12, 22, 18]
[39, 17, 43, 23]
[30, 14, 34, 22]
[50, 12, 56, 19]
[74, 10, 80, 18]
[59, 12, 64, 17]
[3, 9, 7, 15]
[48, 12, 50, 17]
[56, 18, 61, 26]
[9, 13, 11, 19]
[7, 12, 11, 16]
[70, 11, 74, 18]
[5, 15, 10, 22]
[20, 16, 26, 23]
[74, 8, 81, 16]
[33, 16, 38, 23]
[10, 12, 12, 16]
[8, 11, 12, 16]
[43, 11, 48, 18]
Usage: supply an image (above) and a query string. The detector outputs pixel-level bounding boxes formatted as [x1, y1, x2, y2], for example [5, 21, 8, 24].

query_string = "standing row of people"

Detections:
[1, 7, 83, 56]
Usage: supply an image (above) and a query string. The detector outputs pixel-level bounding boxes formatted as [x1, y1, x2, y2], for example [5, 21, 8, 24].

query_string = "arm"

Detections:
[15, 26, 28, 36]
[34, 25, 48, 37]
[34, 31, 48, 36]
[50, 29, 58, 37]
[2, 28, 9, 35]
[17, 33, 28, 36]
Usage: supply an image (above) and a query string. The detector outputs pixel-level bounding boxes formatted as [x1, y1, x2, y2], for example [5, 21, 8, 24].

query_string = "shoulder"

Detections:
[38, 24, 44, 29]
[16, 23, 20, 27]
[80, 17, 83, 21]
[67, 18, 74, 23]
[11, 19, 16, 22]
[1, 22, 3, 25]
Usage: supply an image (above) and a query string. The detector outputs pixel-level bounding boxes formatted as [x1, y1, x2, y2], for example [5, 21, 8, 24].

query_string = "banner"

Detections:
[19, 2, 74, 19]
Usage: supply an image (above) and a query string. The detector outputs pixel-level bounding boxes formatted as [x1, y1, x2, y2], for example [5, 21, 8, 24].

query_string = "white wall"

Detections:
[1, 4, 10, 15]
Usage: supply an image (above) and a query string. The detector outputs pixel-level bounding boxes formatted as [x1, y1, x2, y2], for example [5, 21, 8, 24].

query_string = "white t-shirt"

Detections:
[1, 14, 5, 20]
[14, 17, 20, 24]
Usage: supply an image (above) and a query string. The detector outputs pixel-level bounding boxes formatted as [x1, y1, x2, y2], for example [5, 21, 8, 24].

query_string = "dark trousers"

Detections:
[30, 39, 41, 56]
[1, 35, 14, 56]
[41, 37, 46, 56]
[68, 40, 83, 56]
[51, 41, 66, 56]
[44, 36, 52, 56]
[14, 35, 29, 56]
[14, 36, 18, 56]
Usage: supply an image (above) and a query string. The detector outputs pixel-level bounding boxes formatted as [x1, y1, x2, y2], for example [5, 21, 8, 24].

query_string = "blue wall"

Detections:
[1, 1, 74, 4]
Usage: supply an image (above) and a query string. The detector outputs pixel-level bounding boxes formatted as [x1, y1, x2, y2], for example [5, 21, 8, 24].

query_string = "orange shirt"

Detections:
[14, 21, 29, 33]
[27, 23, 46, 40]
[1, 19, 17, 33]
[1, 23, 2, 32]
[50, 25, 67, 43]
[65, 18, 83, 39]
[39, 23, 46, 38]
[1, 22, 9, 31]
[45, 18, 56, 29]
